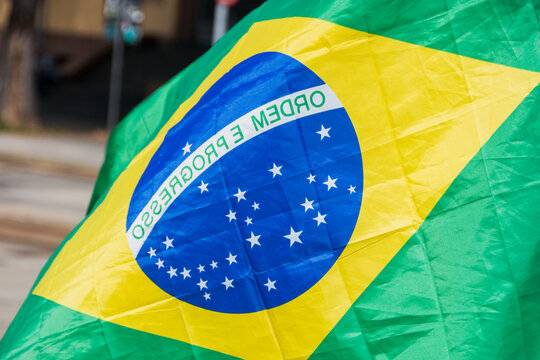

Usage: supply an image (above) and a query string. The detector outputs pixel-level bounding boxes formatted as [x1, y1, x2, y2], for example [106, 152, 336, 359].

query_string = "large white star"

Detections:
[300, 197, 314, 212]
[251, 201, 260, 211]
[246, 232, 261, 248]
[198, 180, 209, 193]
[234, 188, 246, 202]
[225, 209, 236, 222]
[222, 277, 234, 290]
[155, 258, 164, 269]
[313, 211, 327, 226]
[284, 227, 303, 247]
[307, 173, 316, 183]
[147, 247, 156, 258]
[244, 216, 253, 226]
[182, 142, 192, 155]
[180, 267, 191, 279]
[348, 185, 356, 194]
[167, 266, 177, 278]
[226, 252, 238, 265]
[316, 124, 331, 140]
[264, 278, 277, 292]
[203, 292, 211, 301]
[163, 236, 174, 249]
[323, 175, 338, 191]
[268, 163, 283, 178]
[197, 278, 208, 290]
[210, 260, 218, 269]
[197, 264, 205, 273]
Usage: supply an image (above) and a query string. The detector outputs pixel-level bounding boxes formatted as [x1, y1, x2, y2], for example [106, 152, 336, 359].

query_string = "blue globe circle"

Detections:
[127, 52, 363, 313]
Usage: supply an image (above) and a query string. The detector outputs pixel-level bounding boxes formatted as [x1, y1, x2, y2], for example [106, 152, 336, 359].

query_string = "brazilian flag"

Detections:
[1, 0, 539, 358]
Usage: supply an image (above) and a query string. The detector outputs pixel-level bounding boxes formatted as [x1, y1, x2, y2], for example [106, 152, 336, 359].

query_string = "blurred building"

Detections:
[0, 0, 264, 130]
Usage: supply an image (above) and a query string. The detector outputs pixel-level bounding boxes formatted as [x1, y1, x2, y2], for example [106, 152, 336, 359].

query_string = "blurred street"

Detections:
[0, 0, 265, 343]
[0, 241, 51, 337]
[0, 132, 104, 337]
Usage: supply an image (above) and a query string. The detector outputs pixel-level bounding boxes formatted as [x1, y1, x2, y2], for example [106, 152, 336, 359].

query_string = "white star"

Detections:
[167, 266, 177, 278]
[197, 278, 208, 290]
[203, 292, 211, 301]
[234, 188, 246, 202]
[155, 258, 164, 269]
[348, 185, 356, 194]
[323, 175, 338, 191]
[197, 264, 205, 273]
[251, 201, 260, 211]
[246, 232, 261, 248]
[210, 260, 218, 269]
[226, 252, 238, 265]
[182, 142, 192, 155]
[284, 227, 303, 247]
[264, 278, 277, 292]
[307, 173, 316, 183]
[313, 211, 327, 226]
[180, 267, 191, 279]
[163, 236, 174, 249]
[222, 277, 234, 290]
[316, 124, 331, 140]
[225, 209, 236, 222]
[244, 216, 253, 226]
[268, 163, 283, 178]
[147, 247, 156, 258]
[300, 197, 314, 212]
[198, 180, 209, 193]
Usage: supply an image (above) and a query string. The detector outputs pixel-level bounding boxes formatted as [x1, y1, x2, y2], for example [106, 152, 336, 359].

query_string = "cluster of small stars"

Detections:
[148, 123, 358, 303]
[147, 236, 244, 301]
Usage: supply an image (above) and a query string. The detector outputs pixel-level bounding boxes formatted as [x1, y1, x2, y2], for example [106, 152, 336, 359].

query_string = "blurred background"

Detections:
[0, 0, 265, 337]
